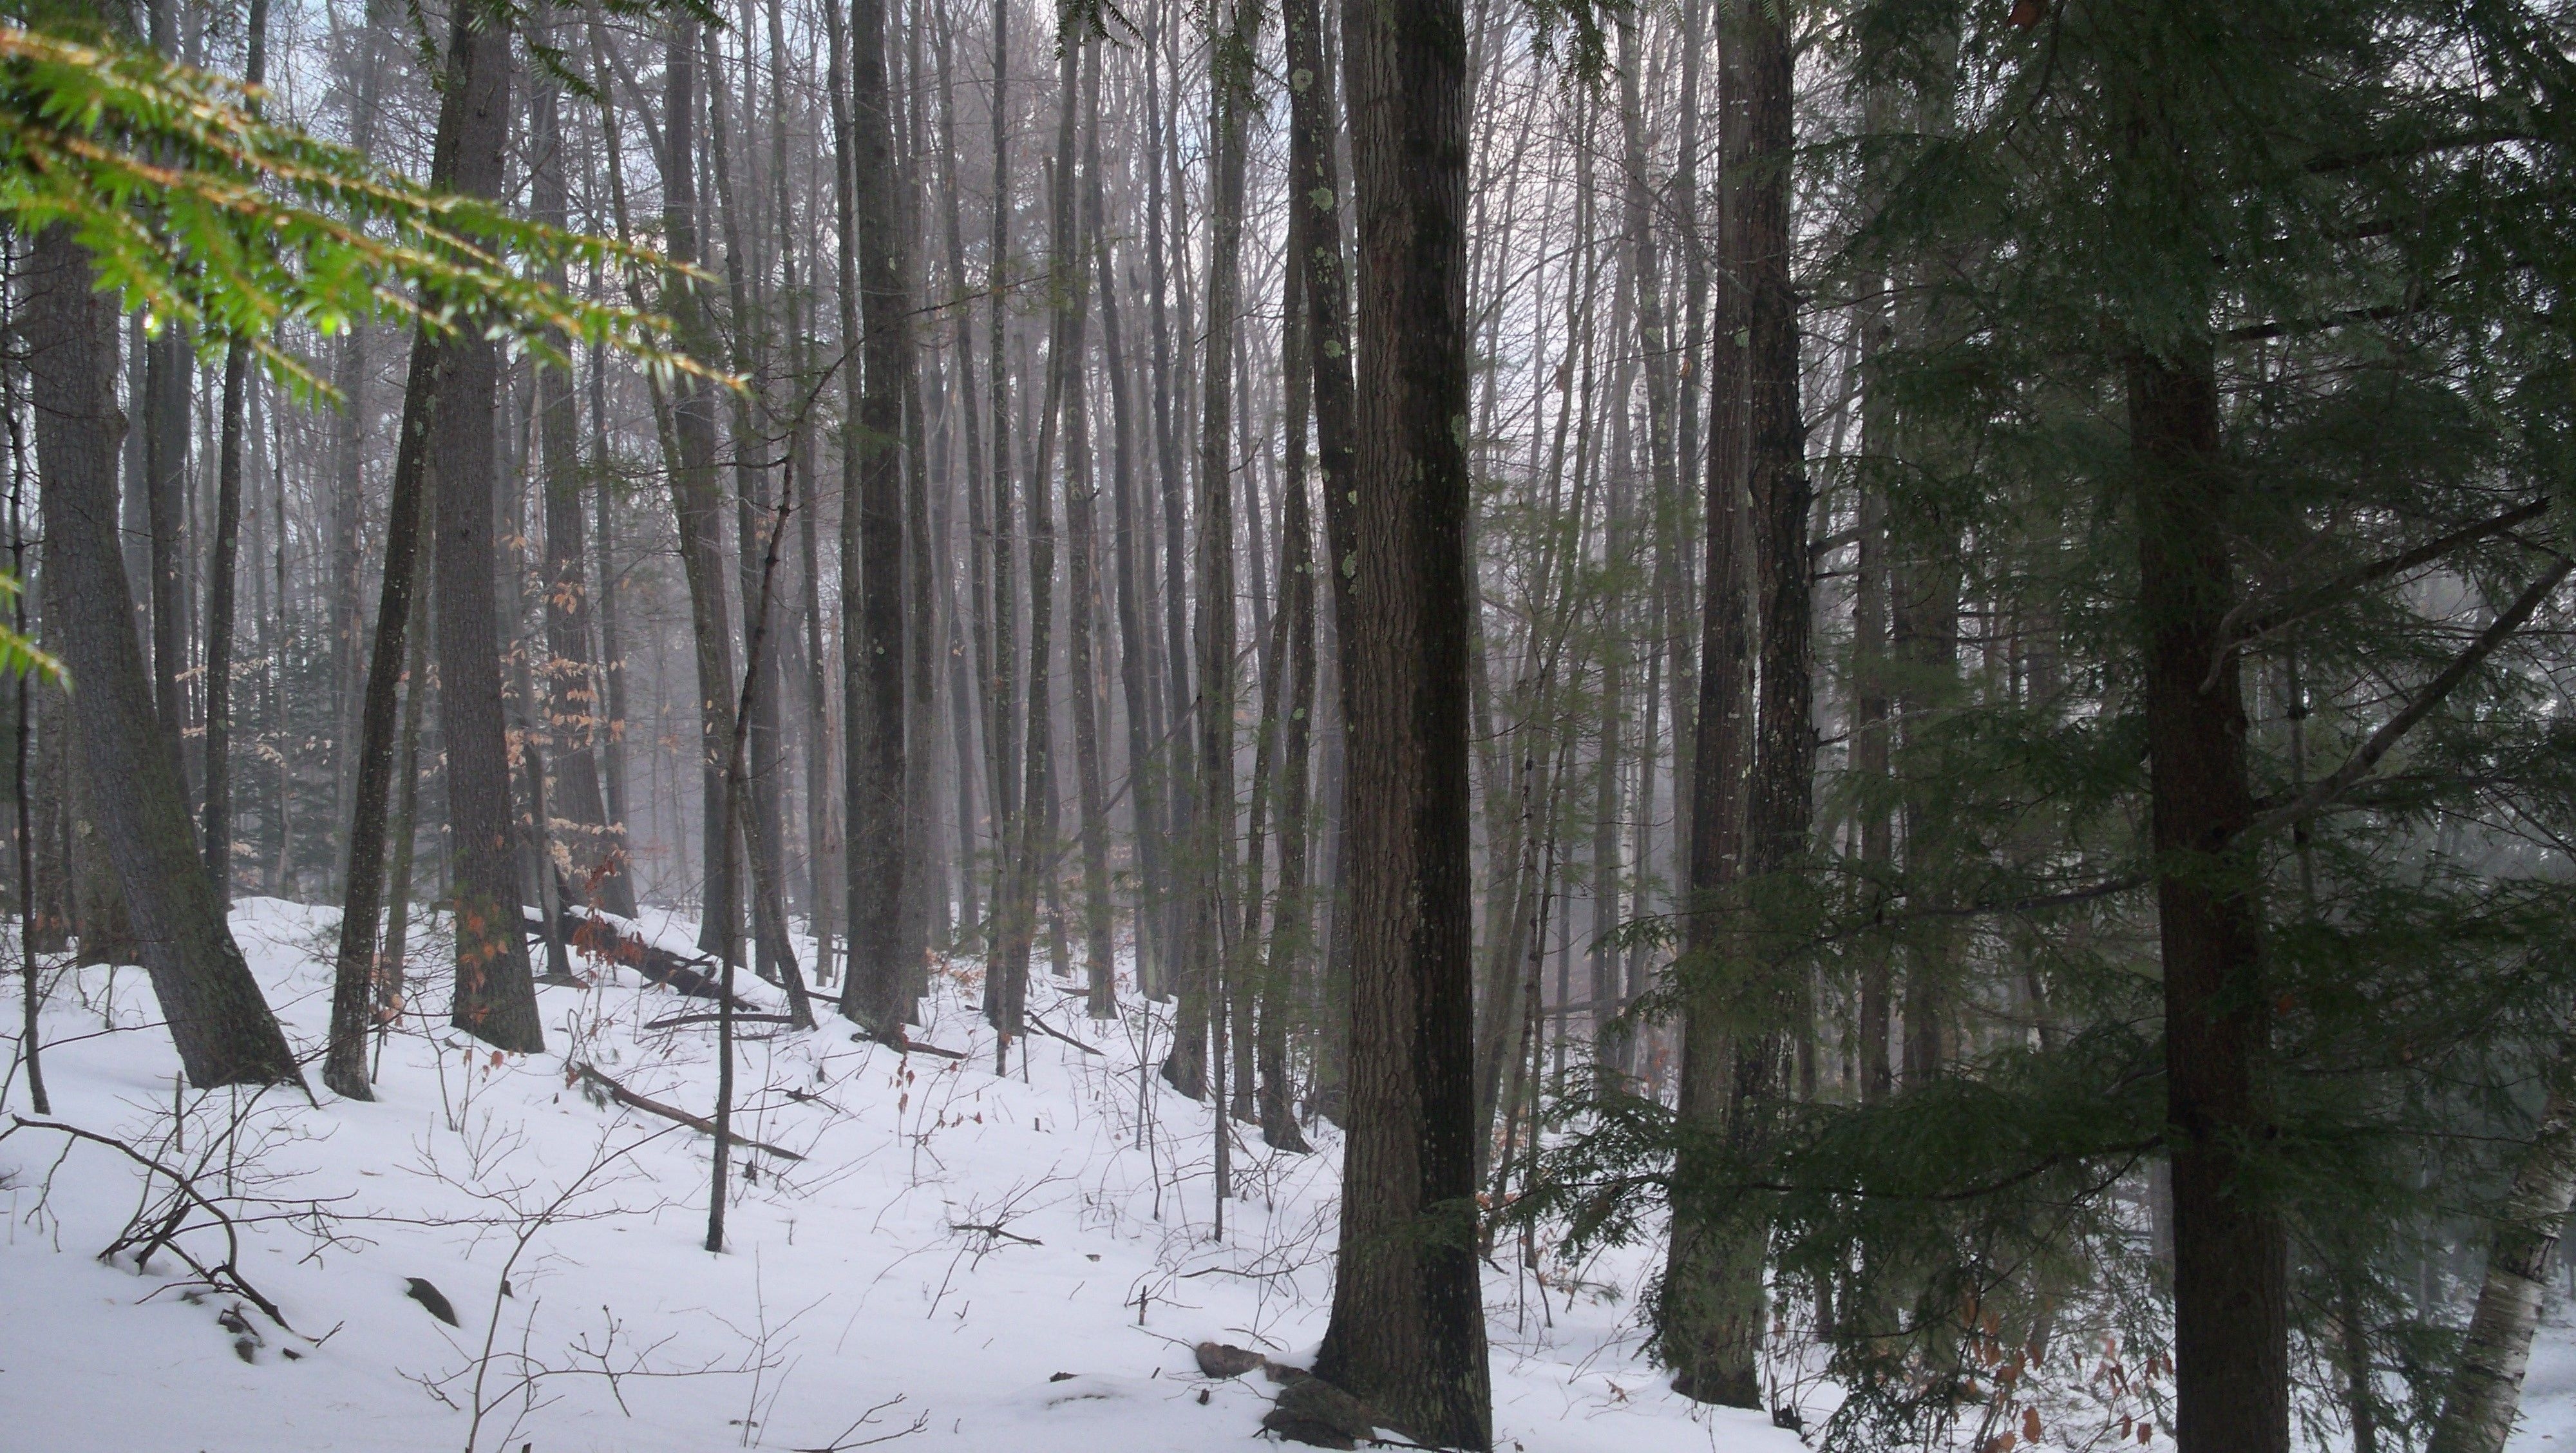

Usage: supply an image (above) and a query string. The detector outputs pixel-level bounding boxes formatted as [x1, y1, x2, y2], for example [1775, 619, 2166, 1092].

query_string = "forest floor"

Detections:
[0, 898, 1794, 1453]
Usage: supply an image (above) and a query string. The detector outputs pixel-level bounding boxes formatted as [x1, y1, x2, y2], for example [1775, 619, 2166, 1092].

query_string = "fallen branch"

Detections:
[568, 1064, 806, 1162]
[643, 1011, 799, 1030]
[848, 1028, 969, 1061]
[3, 1115, 306, 1336]
[1021, 1012, 1104, 1056]
[949, 1221, 1043, 1247]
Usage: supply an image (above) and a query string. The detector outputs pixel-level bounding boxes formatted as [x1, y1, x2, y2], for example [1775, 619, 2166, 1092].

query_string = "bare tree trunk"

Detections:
[1660, 0, 1787, 1401]
[662, 14, 745, 961]
[1309, 0, 1491, 1432]
[200, 0, 270, 907]
[1166, 0, 1255, 1104]
[1064, 40, 1116, 1020]
[532, 9, 631, 920]
[1093, 90, 1162, 1002]
[1258, 205, 1318, 1153]
[1287, 0, 1358, 1123]
[704, 21, 800, 987]
[2134, 344, 2286, 1453]
[982, 0, 1023, 1035]
[1143, 10, 1193, 1016]
[24, 205, 298, 1087]
[431, 5, 542, 1054]
[837, 0, 915, 1034]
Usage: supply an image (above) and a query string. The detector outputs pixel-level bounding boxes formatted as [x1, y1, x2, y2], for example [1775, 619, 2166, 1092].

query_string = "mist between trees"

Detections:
[5, 0, 2576, 1449]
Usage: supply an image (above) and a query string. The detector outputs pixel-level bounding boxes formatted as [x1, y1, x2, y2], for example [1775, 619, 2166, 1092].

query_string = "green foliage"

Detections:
[1521, 0, 2576, 1443]
[0, 24, 730, 403]
[0, 575, 61, 687]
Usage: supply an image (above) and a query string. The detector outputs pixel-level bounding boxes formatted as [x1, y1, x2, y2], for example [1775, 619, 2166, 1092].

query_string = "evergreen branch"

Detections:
[2213, 496, 2552, 685]
[2246, 553, 2574, 842]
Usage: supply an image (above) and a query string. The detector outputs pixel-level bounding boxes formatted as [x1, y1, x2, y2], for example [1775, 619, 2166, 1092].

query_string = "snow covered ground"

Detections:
[0, 898, 1790, 1453]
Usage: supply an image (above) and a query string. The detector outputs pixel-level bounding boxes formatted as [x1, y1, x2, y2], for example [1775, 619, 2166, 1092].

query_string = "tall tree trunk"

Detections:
[1064, 38, 1115, 1020]
[24, 208, 298, 1087]
[1661, 0, 1800, 1403]
[1260, 201, 1318, 1152]
[841, 0, 916, 1034]
[320, 0, 531, 1093]
[1165, 0, 1256, 1103]
[432, 5, 542, 1053]
[1287, 0, 1358, 1121]
[532, 9, 631, 920]
[1309, 0, 1491, 1435]
[1142, 10, 1193, 1013]
[930, 6, 985, 953]
[201, 0, 270, 906]
[1094, 96, 1162, 1002]
[981, 0, 1023, 1033]
[662, 14, 744, 960]
[2133, 344, 2286, 1453]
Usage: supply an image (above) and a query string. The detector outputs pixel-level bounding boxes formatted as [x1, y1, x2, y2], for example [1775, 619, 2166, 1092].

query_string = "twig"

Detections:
[949, 1221, 1042, 1247]
[3, 1114, 304, 1335]
[569, 1064, 806, 1162]
[793, 1394, 929, 1451]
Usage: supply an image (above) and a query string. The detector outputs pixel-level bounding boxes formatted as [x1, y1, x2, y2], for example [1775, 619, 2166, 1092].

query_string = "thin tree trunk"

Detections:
[1064, 39, 1116, 1020]
[1259, 209, 1318, 1154]
[1659, 0, 1779, 1400]
[201, 0, 269, 906]
[532, 10, 630, 919]
[1166, 0, 1255, 1104]
[1094, 95, 1162, 1002]
[1287, 0, 1358, 1123]
[663, 14, 745, 961]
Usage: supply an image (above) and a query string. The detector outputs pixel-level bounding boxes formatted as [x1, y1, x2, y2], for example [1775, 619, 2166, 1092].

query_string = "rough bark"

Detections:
[2133, 345, 2286, 1453]
[840, 0, 916, 1033]
[431, 4, 542, 1054]
[24, 214, 298, 1088]
[531, 18, 632, 920]
[1309, 0, 1491, 1436]
[1662, 0, 1800, 1403]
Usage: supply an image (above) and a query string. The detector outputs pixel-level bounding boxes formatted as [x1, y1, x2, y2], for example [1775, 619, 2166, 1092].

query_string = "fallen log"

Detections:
[523, 903, 761, 1012]
[568, 1063, 806, 1162]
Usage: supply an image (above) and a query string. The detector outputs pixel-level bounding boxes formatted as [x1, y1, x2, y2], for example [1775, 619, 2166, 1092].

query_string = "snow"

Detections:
[2511, 1309, 2576, 1453]
[0, 898, 1789, 1453]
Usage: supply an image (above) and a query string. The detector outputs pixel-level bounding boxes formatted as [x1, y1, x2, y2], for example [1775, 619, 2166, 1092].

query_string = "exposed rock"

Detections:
[1195, 1340, 1268, 1380]
[1260, 1374, 1382, 1450]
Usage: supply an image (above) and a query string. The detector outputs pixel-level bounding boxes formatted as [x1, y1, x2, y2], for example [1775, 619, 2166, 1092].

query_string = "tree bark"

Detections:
[2427, 1019, 2576, 1453]
[431, 4, 542, 1054]
[2133, 345, 2286, 1453]
[663, 14, 744, 961]
[1287, 0, 1358, 1121]
[840, 0, 916, 1033]
[24, 214, 298, 1088]
[1662, 0, 1800, 1403]
[531, 11, 632, 920]
[1310, 0, 1491, 1436]
[201, 0, 270, 906]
